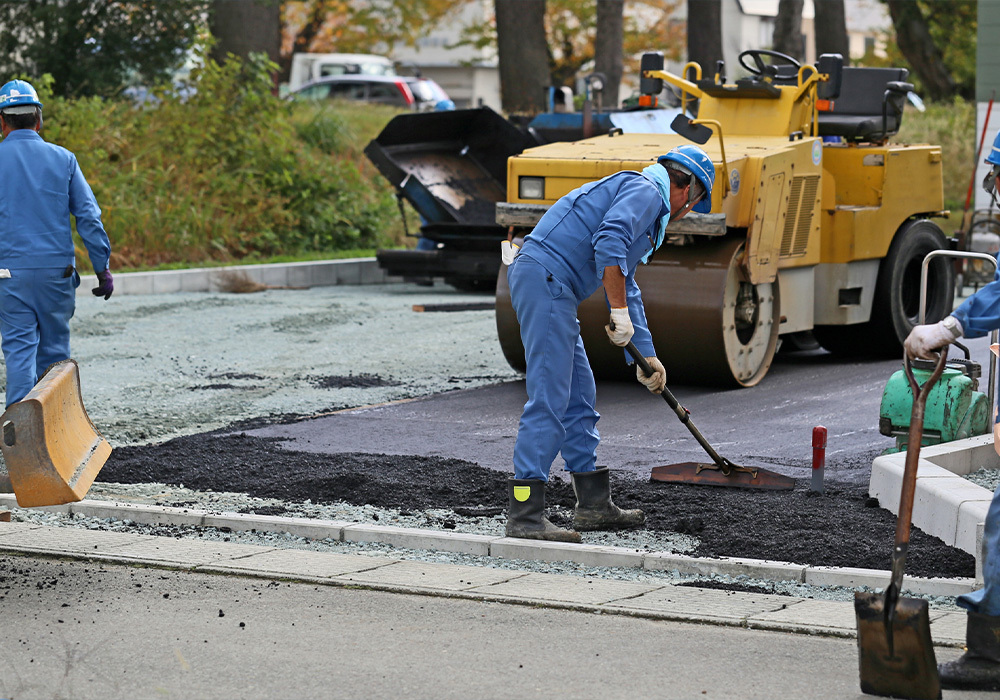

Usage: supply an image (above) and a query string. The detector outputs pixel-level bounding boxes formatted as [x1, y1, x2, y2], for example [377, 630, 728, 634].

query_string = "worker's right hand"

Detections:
[636, 356, 666, 394]
[903, 317, 963, 360]
[92, 269, 114, 300]
[605, 307, 634, 346]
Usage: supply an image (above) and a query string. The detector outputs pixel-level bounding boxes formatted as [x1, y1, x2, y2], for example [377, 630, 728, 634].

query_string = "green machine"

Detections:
[879, 353, 990, 453]
[879, 250, 998, 453]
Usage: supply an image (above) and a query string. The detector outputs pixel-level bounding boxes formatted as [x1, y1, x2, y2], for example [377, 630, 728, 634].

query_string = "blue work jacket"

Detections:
[518, 171, 668, 358]
[953, 256, 1000, 337]
[0, 129, 111, 271]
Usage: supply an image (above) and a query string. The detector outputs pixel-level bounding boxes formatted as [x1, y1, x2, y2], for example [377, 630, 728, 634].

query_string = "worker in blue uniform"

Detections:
[0, 79, 113, 407]
[505, 145, 715, 542]
[905, 128, 1000, 691]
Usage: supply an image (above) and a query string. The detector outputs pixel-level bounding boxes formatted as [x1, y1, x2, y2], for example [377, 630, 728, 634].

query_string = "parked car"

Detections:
[291, 75, 454, 111]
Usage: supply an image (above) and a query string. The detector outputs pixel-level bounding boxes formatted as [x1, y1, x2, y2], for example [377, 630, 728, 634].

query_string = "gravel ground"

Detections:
[66, 283, 519, 445]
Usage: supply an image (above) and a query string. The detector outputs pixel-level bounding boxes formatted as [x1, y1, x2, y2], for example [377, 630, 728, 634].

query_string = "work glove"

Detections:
[903, 316, 962, 360]
[636, 356, 666, 394]
[92, 269, 114, 300]
[605, 307, 634, 347]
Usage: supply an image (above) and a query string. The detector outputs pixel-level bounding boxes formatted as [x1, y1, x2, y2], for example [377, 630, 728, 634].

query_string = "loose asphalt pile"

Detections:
[0, 281, 974, 583]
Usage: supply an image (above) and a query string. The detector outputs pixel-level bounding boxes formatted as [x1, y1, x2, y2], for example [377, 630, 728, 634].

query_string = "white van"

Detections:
[288, 53, 395, 91]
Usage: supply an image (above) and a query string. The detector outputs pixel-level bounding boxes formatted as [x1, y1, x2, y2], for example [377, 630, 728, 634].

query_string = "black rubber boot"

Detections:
[505, 479, 581, 543]
[571, 467, 645, 531]
[940, 612, 1000, 691]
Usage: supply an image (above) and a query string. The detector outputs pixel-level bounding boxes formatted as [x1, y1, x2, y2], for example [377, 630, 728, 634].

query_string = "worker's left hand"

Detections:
[92, 269, 114, 300]
[636, 356, 666, 394]
[903, 317, 962, 360]
[605, 307, 634, 346]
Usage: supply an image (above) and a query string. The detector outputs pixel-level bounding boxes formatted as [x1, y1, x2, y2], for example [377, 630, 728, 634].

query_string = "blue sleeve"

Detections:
[624, 268, 656, 361]
[952, 274, 1000, 338]
[593, 178, 663, 279]
[68, 156, 112, 272]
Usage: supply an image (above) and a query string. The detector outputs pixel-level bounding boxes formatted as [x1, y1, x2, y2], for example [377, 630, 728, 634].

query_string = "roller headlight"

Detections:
[518, 176, 545, 200]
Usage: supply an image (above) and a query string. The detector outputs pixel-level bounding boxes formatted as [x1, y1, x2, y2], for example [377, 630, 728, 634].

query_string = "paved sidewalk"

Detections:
[0, 519, 969, 648]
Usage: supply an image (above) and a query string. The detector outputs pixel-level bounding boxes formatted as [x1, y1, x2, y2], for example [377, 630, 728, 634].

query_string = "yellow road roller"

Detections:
[495, 50, 954, 387]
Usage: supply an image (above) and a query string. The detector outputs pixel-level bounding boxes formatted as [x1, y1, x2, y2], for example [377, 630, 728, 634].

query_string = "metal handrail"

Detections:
[920, 250, 999, 411]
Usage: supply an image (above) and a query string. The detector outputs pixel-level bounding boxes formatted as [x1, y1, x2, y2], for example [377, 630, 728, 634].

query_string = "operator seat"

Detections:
[816, 67, 913, 142]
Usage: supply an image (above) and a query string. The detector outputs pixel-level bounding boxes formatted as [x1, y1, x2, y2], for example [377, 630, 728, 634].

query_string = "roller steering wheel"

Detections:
[738, 49, 801, 81]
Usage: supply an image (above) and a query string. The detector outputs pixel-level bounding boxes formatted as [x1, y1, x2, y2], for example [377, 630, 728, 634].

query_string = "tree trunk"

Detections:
[594, 0, 624, 110]
[885, 0, 955, 101]
[210, 0, 281, 64]
[772, 0, 803, 60]
[495, 0, 549, 115]
[813, 0, 849, 61]
[687, 0, 722, 76]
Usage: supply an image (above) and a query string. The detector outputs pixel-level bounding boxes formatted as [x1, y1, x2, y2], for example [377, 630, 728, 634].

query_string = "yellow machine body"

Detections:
[1, 359, 112, 508]
[496, 56, 951, 386]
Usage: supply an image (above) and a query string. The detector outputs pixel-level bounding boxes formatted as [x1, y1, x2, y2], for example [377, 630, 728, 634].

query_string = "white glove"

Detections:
[605, 307, 634, 346]
[903, 316, 963, 360]
[500, 240, 519, 266]
[636, 356, 666, 394]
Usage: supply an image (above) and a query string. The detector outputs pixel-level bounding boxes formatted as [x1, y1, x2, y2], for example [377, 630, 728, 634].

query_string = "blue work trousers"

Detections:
[959, 481, 1000, 615]
[0, 267, 79, 407]
[508, 256, 600, 481]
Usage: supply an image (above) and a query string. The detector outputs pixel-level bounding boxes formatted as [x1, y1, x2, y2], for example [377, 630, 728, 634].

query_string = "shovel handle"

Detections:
[895, 350, 949, 547]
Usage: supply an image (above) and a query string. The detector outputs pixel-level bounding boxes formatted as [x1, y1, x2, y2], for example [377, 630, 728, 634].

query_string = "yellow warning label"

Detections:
[513, 485, 531, 502]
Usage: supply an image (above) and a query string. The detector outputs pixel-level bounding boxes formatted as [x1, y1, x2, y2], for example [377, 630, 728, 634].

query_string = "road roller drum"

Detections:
[496, 236, 780, 387]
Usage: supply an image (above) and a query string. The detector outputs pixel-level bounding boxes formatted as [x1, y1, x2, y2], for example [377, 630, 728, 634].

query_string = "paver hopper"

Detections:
[1, 359, 111, 508]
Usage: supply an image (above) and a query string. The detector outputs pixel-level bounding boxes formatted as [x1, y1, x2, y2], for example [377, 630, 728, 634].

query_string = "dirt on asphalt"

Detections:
[100, 430, 975, 580]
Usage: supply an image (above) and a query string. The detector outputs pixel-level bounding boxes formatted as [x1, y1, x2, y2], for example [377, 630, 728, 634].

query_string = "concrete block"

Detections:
[912, 477, 991, 547]
[643, 552, 806, 583]
[151, 271, 182, 294]
[200, 548, 389, 578]
[869, 454, 955, 513]
[180, 270, 212, 292]
[336, 559, 524, 591]
[748, 598, 855, 632]
[490, 537, 644, 569]
[902, 576, 976, 597]
[805, 566, 890, 589]
[333, 260, 361, 285]
[958, 500, 991, 556]
[286, 264, 312, 289]
[106, 537, 270, 566]
[468, 571, 660, 605]
[342, 524, 495, 556]
[258, 265, 288, 287]
[115, 273, 154, 295]
[931, 611, 969, 646]
[202, 513, 350, 541]
[358, 260, 387, 285]
[69, 501, 205, 527]
[610, 584, 794, 620]
[921, 434, 999, 476]
[0, 524, 151, 554]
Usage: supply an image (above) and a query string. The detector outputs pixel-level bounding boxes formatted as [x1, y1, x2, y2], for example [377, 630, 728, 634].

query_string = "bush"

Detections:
[27, 53, 408, 271]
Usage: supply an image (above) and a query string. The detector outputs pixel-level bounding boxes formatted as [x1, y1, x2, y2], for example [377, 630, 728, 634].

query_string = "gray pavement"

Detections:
[0, 526, 986, 700]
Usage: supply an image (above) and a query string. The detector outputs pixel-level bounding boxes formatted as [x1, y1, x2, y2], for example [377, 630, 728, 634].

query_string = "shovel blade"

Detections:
[854, 591, 940, 700]
[1, 359, 111, 508]
[650, 462, 795, 490]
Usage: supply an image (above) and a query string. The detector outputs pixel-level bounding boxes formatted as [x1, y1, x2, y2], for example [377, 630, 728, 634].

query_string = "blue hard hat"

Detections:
[0, 79, 42, 113]
[987, 129, 1000, 167]
[659, 144, 715, 213]
[434, 99, 455, 111]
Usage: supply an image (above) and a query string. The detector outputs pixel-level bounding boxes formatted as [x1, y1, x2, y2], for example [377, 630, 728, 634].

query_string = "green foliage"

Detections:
[0, 0, 208, 98]
[24, 51, 407, 271]
[895, 98, 975, 212]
